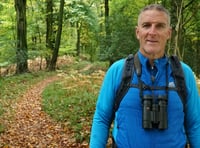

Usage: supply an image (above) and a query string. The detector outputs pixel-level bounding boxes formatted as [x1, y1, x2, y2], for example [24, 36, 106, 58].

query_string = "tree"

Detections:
[14, 0, 28, 74]
[1, 0, 199, 76]
[45, 0, 54, 69]
[66, 0, 99, 57]
[104, 0, 111, 48]
[48, 0, 64, 71]
[99, 0, 139, 64]
[168, 0, 199, 57]
[0, 1, 16, 68]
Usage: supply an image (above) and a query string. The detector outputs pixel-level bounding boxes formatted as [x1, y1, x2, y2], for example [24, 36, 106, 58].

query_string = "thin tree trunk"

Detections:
[76, 22, 81, 56]
[105, 0, 109, 36]
[105, 0, 112, 65]
[174, 0, 183, 58]
[49, 0, 64, 71]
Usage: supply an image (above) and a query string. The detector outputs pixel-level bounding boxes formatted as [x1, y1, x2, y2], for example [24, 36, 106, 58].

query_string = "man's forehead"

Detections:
[138, 10, 169, 25]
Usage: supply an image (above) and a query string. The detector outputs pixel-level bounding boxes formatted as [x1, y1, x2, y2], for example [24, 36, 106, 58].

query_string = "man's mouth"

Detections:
[146, 40, 158, 44]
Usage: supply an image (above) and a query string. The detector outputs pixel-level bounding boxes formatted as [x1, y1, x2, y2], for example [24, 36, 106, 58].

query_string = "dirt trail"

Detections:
[0, 76, 85, 148]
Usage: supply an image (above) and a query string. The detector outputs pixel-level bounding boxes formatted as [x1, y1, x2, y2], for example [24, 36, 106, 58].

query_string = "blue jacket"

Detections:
[90, 51, 200, 148]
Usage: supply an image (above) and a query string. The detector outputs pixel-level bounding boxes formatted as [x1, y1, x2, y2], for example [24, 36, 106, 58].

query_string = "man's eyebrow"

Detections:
[141, 22, 167, 26]
[156, 23, 167, 27]
[141, 22, 151, 25]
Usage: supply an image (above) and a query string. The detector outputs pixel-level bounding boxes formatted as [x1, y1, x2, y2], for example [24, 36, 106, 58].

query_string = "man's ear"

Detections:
[135, 26, 140, 39]
[167, 27, 172, 40]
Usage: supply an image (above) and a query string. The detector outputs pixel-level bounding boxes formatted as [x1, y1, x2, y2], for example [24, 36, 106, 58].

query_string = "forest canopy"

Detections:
[0, 0, 199, 76]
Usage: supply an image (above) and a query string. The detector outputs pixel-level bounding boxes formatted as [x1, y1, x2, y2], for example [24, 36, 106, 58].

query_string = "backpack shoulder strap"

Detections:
[169, 55, 187, 110]
[114, 54, 135, 112]
[169, 55, 189, 146]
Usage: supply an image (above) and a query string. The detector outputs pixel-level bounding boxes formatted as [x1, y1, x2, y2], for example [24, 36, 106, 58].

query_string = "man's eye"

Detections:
[156, 24, 166, 29]
[142, 24, 151, 28]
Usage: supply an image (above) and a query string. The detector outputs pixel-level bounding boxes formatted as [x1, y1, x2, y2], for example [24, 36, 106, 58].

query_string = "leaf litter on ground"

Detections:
[0, 57, 107, 148]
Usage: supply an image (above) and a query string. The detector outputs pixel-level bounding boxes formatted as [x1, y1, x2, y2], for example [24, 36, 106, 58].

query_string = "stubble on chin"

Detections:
[140, 47, 163, 60]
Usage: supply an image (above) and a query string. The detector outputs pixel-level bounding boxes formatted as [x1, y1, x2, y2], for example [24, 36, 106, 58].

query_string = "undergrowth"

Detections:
[42, 61, 106, 143]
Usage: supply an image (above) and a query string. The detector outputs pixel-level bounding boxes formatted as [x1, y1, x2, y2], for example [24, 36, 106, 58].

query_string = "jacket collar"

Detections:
[137, 51, 168, 70]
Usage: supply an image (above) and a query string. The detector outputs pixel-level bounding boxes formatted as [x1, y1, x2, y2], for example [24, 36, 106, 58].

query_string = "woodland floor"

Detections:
[0, 75, 88, 148]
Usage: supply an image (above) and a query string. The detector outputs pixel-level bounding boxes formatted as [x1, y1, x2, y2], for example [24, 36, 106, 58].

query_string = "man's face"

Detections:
[136, 10, 172, 59]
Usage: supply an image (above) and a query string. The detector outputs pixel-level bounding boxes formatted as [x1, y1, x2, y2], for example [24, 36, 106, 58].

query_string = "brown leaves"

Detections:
[0, 76, 88, 148]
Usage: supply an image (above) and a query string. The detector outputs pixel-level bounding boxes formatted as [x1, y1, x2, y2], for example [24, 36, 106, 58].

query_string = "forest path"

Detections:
[0, 75, 85, 148]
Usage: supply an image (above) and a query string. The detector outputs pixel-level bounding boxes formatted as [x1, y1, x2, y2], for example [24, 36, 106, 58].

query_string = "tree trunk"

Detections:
[76, 22, 81, 56]
[14, 0, 28, 74]
[170, 0, 188, 59]
[49, 0, 64, 71]
[105, 0, 109, 36]
[46, 0, 54, 69]
[104, 0, 112, 65]
[174, 0, 183, 58]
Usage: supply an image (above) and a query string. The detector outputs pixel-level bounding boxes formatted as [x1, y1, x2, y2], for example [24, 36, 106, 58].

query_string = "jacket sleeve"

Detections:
[89, 59, 124, 148]
[182, 62, 200, 148]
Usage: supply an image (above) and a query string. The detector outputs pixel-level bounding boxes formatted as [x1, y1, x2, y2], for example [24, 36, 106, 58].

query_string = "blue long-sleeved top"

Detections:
[90, 51, 200, 148]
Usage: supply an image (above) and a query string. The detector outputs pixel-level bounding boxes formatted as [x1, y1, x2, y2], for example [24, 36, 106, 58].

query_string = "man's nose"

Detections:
[149, 26, 157, 35]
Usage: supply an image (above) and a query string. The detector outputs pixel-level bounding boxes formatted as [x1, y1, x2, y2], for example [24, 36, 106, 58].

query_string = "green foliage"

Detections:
[65, 0, 99, 59]
[42, 79, 97, 121]
[0, 1, 16, 65]
[0, 0, 200, 75]
[99, 0, 146, 62]
[0, 123, 5, 133]
[169, 0, 200, 76]
[1, 74, 36, 100]
[0, 104, 4, 117]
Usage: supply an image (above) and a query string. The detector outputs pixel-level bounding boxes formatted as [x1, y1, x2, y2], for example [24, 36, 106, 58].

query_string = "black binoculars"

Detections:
[142, 95, 168, 130]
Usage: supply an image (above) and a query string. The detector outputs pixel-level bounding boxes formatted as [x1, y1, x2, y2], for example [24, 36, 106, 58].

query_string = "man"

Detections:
[90, 4, 200, 148]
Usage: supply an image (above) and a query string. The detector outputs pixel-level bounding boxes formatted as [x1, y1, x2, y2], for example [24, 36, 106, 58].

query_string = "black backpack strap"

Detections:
[169, 55, 187, 110]
[111, 55, 135, 146]
[134, 53, 141, 77]
[169, 55, 189, 147]
[114, 54, 135, 112]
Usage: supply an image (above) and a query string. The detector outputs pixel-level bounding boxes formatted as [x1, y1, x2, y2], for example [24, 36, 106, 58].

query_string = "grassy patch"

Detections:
[0, 71, 56, 99]
[42, 62, 106, 143]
